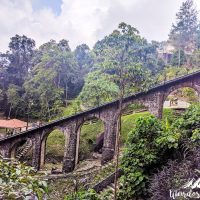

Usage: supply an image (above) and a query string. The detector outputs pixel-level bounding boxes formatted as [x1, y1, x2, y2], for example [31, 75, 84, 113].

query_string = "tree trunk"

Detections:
[114, 43, 128, 200]
[114, 72, 125, 200]
[58, 73, 61, 88]
[8, 104, 12, 119]
[46, 99, 51, 120]
[65, 84, 68, 107]
[178, 48, 181, 67]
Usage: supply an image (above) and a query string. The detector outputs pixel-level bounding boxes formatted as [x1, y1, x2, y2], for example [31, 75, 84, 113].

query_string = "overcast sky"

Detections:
[0, 0, 200, 52]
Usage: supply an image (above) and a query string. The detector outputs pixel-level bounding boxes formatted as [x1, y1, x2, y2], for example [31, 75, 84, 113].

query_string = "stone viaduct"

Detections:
[0, 71, 200, 173]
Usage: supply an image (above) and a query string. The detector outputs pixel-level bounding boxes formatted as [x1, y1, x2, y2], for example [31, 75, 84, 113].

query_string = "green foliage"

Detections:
[45, 129, 65, 165]
[94, 23, 160, 74]
[176, 104, 200, 135]
[149, 147, 200, 200]
[23, 39, 80, 120]
[169, 0, 198, 53]
[62, 100, 81, 117]
[65, 189, 99, 200]
[7, 35, 35, 86]
[24, 63, 64, 120]
[157, 66, 189, 82]
[191, 128, 200, 140]
[119, 104, 200, 199]
[99, 189, 114, 200]
[93, 23, 154, 98]
[121, 111, 151, 143]
[79, 120, 104, 160]
[6, 84, 22, 114]
[74, 44, 93, 70]
[158, 104, 200, 149]
[180, 87, 199, 103]
[0, 158, 48, 199]
[119, 116, 162, 199]
[78, 71, 119, 107]
[155, 124, 181, 149]
[171, 50, 186, 66]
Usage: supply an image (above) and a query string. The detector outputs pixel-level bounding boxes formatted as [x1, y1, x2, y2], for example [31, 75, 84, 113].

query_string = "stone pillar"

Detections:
[62, 122, 77, 173]
[0, 144, 10, 158]
[194, 82, 200, 101]
[148, 92, 164, 119]
[75, 128, 80, 165]
[32, 134, 42, 170]
[101, 119, 118, 164]
[40, 138, 46, 168]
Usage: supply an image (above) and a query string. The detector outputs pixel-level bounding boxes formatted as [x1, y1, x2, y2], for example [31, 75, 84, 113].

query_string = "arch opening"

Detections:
[41, 129, 66, 171]
[76, 117, 104, 166]
[10, 139, 33, 166]
[163, 87, 199, 121]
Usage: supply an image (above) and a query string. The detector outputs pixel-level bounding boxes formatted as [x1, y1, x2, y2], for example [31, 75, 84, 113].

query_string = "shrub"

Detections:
[65, 189, 99, 200]
[119, 116, 162, 199]
[119, 104, 200, 199]
[149, 144, 200, 200]
[0, 158, 48, 199]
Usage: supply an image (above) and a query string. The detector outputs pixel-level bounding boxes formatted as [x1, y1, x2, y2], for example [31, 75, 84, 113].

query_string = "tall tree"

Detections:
[58, 39, 71, 52]
[78, 71, 119, 107]
[197, 23, 200, 49]
[93, 22, 153, 96]
[7, 35, 35, 86]
[0, 35, 35, 117]
[169, 0, 198, 66]
[93, 24, 159, 74]
[6, 84, 21, 118]
[73, 44, 94, 97]
[0, 53, 10, 90]
[93, 22, 153, 199]
[23, 40, 78, 119]
[74, 44, 93, 70]
[24, 64, 64, 120]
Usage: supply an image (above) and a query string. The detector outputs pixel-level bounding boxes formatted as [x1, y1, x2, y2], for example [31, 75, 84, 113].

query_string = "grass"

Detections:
[79, 120, 104, 160]
[121, 111, 151, 143]
[45, 129, 65, 168]
[46, 130, 65, 156]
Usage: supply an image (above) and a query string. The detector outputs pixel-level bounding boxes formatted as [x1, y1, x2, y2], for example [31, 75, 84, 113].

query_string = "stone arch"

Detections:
[164, 83, 200, 103]
[9, 138, 33, 165]
[162, 84, 200, 119]
[40, 126, 67, 170]
[10, 139, 27, 159]
[75, 115, 105, 165]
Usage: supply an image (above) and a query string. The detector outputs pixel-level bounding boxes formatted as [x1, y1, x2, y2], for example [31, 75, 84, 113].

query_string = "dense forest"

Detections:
[0, 0, 200, 121]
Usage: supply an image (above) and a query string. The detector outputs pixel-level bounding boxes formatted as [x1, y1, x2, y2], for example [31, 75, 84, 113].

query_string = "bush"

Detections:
[119, 104, 200, 199]
[149, 144, 200, 200]
[0, 158, 48, 199]
[65, 189, 99, 200]
[119, 116, 163, 199]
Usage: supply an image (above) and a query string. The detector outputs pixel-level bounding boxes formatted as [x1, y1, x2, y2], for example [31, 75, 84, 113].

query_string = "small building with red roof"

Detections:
[0, 119, 28, 136]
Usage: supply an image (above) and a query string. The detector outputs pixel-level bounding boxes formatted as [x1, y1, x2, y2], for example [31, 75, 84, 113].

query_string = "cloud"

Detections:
[0, 0, 199, 52]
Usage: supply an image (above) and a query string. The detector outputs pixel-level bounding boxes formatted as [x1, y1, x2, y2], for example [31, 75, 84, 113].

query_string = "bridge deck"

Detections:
[0, 70, 200, 143]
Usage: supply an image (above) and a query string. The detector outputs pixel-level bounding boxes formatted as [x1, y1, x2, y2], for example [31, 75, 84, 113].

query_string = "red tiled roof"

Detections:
[0, 119, 27, 129]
